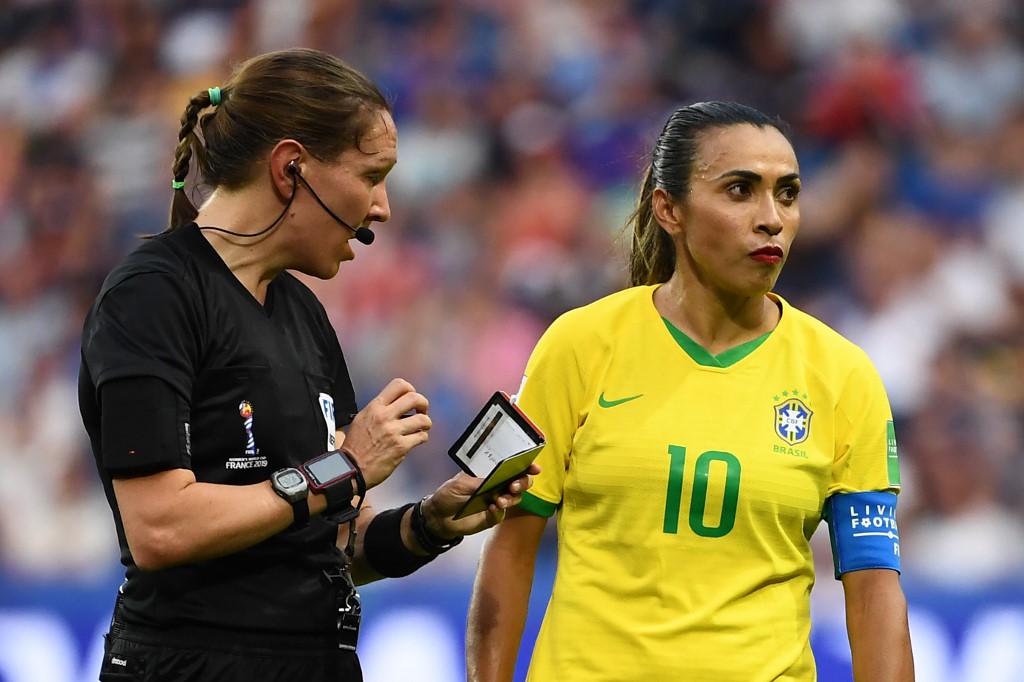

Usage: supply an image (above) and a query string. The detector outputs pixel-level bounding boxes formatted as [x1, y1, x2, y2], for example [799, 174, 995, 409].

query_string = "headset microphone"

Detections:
[288, 164, 376, 245]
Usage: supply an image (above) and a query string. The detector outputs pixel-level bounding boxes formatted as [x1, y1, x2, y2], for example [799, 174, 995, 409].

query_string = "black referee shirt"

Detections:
[79, 223, 358, 635]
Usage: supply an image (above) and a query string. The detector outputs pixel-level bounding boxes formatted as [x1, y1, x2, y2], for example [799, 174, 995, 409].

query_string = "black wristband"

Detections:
[324, 449, 366, 526]
[411, 497, 463, 555]
[322, 481, 355, 515]
[362, 504, 433, 578]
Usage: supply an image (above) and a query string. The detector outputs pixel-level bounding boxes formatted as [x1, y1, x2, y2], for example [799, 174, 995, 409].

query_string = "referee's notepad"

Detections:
[448, 391, 545, 519]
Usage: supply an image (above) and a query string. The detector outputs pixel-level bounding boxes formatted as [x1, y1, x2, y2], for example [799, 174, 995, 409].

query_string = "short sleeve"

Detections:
[82, 272, 202, 400]
[322, 312, 357, 426]
[515, 313, 587, 517]
[829, 352, 901, 496]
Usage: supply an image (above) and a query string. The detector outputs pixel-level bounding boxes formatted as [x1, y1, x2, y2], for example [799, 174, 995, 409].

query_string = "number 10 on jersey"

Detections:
[663, 445, 742, 538]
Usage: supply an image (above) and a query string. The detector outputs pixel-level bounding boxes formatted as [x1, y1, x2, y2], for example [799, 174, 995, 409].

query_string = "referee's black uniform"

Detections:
[79, 223, 362, 681]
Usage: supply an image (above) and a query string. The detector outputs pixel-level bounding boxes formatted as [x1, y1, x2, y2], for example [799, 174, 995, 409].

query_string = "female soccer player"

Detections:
[467, 101, 914, 681]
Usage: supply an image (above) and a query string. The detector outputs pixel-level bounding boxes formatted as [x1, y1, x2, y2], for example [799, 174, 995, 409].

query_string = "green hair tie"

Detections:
[208, 87, 222, 106]
[172, 180, 186, 190]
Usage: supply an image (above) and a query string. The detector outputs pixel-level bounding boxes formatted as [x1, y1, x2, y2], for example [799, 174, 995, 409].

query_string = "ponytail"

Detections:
[625, 166, 674, 286]
[166, 89, 218, 232]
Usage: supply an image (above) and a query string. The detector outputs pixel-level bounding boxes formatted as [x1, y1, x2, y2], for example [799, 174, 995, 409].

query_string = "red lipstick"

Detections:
[749, 245, 784, 264]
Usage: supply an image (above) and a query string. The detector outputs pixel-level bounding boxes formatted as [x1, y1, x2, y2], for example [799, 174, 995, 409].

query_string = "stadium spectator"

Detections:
[78, 47, 534, 682]
[467, 101, 914, 681]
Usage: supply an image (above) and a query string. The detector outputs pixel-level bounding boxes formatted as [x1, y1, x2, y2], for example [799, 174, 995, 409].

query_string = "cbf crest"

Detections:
[774, 395, 813, 445]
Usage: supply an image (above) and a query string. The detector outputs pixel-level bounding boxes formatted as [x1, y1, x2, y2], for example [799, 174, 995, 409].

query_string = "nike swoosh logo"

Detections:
[598, 392, 644, 408]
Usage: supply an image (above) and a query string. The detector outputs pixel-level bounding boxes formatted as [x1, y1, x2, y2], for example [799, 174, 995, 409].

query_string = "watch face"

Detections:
[305, 451, 355, 487]
[277, 470, 304, 489]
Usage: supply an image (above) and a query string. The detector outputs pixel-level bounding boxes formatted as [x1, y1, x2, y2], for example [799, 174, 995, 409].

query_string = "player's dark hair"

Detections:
[626, 101, 792, 286]
[166, 48, 391, 233]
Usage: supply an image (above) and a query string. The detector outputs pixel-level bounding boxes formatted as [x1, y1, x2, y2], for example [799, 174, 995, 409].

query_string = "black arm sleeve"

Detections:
[100, 376, 192, 477]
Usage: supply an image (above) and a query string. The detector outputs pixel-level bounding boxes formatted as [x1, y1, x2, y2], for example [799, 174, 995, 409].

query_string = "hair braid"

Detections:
[167, 91, 215, 231]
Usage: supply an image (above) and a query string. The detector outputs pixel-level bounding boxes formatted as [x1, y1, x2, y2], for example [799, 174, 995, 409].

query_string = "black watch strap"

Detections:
[290, 496, 310, 528]
[271, 468, 310, 529]
[341, 448, 367, 501]
[324, 450, 360, 525]
[322, 476, 356, 516]
[324, 449, 367, 526]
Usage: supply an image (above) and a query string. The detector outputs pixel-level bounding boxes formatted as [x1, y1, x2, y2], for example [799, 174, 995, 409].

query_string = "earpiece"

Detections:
[200, 160, 376, 245]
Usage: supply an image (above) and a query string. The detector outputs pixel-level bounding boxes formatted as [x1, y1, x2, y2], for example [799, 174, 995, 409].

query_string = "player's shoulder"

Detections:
[777, 296, 846, 341]
[776, 295, 873, 368]
[114, 231, 188, 274]
[534, 286, 655, 354]
[96, 227, 198, 301]
[549, 285, 656, 333]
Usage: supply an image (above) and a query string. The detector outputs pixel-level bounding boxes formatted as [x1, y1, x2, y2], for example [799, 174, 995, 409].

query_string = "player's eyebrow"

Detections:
[713, 169, 801, 185]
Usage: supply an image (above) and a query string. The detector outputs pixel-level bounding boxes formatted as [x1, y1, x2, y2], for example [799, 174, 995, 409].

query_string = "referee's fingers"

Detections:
[389, 390, 430, 417]
[374, 378, 418, 406]
[398, 413, 432, 435]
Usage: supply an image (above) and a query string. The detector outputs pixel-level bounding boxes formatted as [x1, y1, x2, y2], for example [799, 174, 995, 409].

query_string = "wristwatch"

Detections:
[301, 449, 365, 525]
[271, 467, 310, 527]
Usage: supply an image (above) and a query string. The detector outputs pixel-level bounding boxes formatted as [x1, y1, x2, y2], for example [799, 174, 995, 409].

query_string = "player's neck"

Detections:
[653, 280, 780, 355]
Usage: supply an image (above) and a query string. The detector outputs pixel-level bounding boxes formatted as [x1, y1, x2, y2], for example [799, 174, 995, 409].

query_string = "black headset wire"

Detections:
[197, 167, 300, 239]
[198, 164, 374, 245]
[291, 166, 375, 245]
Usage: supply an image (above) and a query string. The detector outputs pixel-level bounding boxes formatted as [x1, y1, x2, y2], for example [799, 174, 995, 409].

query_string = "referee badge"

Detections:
[774, 394, 812, 445]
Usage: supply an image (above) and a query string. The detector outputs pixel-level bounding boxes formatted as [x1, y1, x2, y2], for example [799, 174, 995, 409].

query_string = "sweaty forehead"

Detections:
[357, 110, 398, 158]
[693, 124, 797, 178]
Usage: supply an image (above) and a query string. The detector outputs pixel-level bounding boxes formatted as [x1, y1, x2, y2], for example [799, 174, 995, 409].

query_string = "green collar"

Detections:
[661, 318, 772, 368]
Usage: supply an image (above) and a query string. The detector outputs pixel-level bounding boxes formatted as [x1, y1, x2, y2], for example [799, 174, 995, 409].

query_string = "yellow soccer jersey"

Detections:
[515, 285, 900, 682]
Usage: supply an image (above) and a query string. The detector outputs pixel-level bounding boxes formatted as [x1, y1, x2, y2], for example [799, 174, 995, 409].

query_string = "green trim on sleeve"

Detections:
[517, 491, 558, 517]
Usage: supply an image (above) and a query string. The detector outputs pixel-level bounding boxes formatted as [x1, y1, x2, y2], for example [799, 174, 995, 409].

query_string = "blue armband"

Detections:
[823, 491, 901, 580]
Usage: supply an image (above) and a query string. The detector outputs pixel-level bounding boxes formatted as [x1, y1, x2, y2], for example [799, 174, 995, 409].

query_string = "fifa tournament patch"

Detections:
[225, 399, 268, 469]
[773, 390, 812, 445]
[886, 420, 901, 488]
[240, 400, 257, 455]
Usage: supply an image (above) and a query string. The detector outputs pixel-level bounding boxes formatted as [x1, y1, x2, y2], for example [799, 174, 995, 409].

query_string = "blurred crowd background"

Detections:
[2, 0, 1024, 677]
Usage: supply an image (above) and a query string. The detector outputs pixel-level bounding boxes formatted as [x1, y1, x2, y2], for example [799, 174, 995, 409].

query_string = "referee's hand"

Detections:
[342, 378, 431, 488]
[421, 463, 541, 539]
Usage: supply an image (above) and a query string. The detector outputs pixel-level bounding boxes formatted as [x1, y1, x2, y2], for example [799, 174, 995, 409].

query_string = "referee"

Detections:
[79, 48, 534, 682]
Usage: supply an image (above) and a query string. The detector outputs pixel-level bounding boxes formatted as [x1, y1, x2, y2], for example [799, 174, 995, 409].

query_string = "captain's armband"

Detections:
[823, 491, 901, 580]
